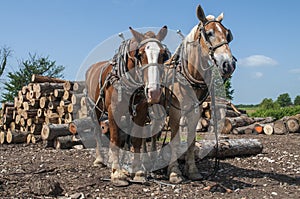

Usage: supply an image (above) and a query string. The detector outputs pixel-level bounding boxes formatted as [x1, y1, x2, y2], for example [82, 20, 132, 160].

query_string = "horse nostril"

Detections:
[222, 60, 235, 74]
[222, 61, 230, 73]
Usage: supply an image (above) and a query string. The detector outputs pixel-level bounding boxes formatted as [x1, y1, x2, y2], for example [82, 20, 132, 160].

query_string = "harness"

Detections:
[94, 37, 172, 121]
[168, 19, 235, 177]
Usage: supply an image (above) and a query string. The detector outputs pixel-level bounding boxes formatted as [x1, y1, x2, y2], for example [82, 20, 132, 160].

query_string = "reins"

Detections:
[169, 19, 234, 178]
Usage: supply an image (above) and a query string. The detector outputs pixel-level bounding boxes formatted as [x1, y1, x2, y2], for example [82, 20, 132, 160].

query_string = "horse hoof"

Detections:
[93, 159, 105, 168]
[188, 172, 203, 181]
[169, 172, 184, 184]
[133, 171, 146, 182]
[112, 179, 129, 187]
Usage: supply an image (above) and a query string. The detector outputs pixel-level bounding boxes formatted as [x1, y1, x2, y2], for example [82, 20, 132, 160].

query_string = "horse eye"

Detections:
[206, 30, 214, 37]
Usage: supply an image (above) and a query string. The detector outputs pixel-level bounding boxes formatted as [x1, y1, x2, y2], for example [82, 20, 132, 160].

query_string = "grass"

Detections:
[238, 106, 259, 115]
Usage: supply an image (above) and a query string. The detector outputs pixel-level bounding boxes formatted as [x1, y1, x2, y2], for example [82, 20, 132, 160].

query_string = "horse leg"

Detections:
[131, 135, 146, 182]
[91, 106, 106, 167]
[93, 126, 105, 167]
[108, 108, 128, 187]
[184, 110, 203, 180]
[167, 108, 184, 184]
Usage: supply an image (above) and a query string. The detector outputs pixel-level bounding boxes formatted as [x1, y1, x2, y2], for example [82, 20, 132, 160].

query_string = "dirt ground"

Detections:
[0, 133, 299, 199]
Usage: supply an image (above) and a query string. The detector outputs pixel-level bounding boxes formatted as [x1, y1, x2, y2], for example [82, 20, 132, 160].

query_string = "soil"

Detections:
[0, 133, 299, 199]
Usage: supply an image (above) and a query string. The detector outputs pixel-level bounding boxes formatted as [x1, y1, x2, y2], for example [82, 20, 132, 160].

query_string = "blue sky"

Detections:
[0, 0, 299, 104]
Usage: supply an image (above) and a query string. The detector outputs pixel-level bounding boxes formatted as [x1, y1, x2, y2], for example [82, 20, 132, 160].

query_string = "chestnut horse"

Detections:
[85, 26, 169, 186]
[163, 5, 236, 183]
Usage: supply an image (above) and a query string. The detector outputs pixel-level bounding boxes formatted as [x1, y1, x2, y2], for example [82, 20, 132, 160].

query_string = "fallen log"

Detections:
[53, 89, 65, 98]
[196, 138, 263, 158]
[41, 123, 71, 141]
[253, 124, 263, 134]
[6, 129, 29, 144]
[68, 117, 94, 134]
[227, 116, 254, 128]
[273, 120, 288, 135]
[63, 81, 73, 91]
[0, 130, 6, 144]
[31, 74, 66, 83]
[263, 123, 274, 135]
[285, 117, 299, 133]
[71, 93, 85, 105]
[54, 135, 83, 149]
[73, 81, 86, 93]
[232, 117, 275, 135]
[162, 138, 263, 161]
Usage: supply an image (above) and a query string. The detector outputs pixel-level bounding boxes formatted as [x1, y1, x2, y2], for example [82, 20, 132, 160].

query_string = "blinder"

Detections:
[226, 29, 233, 43]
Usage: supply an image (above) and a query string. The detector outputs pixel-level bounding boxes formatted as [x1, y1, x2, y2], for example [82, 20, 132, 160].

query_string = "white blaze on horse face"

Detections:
[144, 42, 160, 89]
[213, 23, 232, 69]
[144, 41, 161, 103]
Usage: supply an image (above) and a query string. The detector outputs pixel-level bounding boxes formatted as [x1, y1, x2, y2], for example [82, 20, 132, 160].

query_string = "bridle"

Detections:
[127, 38, 170, 88]
[197, 20, 235, 68]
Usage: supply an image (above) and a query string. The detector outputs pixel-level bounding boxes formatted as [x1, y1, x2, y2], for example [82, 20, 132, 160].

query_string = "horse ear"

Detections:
[196, 5, 208, 24]
[216, 12, 224, 22]
[129, 27, 145, 43]
[156, 25, 168, 41]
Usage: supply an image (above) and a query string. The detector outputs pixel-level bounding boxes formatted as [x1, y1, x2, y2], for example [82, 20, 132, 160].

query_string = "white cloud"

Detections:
[238, 55, 278, 67]
[252, 72, 263, 79]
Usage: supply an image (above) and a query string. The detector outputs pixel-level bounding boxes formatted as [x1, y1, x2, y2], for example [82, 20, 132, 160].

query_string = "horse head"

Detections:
[128, 26, 169, 104]
[195, 5, 236, 79]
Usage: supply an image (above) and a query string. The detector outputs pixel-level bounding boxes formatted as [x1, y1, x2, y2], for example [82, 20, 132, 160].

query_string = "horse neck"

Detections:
[182, 28, 210, 83]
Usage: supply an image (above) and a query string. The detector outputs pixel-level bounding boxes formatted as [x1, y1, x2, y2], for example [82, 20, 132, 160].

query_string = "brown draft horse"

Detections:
[85, 26, 169, 186]
[163, 5, 236, 183]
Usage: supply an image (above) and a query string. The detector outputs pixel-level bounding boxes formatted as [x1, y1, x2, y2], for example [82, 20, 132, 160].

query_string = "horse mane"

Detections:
[184, 15, 216, 45]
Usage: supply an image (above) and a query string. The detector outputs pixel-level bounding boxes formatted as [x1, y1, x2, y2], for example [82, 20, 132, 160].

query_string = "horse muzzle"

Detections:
[146, 85, 162, 104]
[221, 59, 236, 78]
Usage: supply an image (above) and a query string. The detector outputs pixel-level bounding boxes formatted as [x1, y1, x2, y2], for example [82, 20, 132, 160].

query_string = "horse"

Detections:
[163, 4, 236, 183]
[85, 26, 169, 186]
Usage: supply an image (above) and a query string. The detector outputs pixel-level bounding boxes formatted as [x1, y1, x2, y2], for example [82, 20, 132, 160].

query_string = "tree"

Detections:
[224, 78, 234, 100]
[294, 95, 300, 106]
[0, 47, 12, 77]
[276, 93, 292, 107]
[259, 98, 280, 109]
[1, 54, 65, 102]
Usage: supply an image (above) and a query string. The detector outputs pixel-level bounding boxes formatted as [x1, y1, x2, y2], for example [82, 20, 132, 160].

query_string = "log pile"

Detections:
[197, 98, 300, 135]
[0, 74, 87, 149]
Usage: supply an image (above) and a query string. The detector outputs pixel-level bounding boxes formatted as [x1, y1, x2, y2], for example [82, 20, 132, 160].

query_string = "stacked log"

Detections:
[0, 75, 87, 148]
[198, 98, 300, 135]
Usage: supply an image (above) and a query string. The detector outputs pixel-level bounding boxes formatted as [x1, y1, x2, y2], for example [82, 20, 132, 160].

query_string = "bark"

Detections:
[285, 117, 299, 133]
[221, 118, 232, 134]
[68, 117, 94, 134]
[73, 81, 85, 93]
[6, 129, 29, 144]
[273, 120, 288, 135]
[63, 81, 74, 91]
[71, 93, 85, 105]
[53, 89, 65, 98]
[41, 123, 71, 141]
[165, 138, 263, 160]
[54, 135, 83, 149]
[31, 74, 66, 83]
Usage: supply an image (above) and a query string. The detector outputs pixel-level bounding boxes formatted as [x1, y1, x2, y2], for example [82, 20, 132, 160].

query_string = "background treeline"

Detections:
[237, 93, 300, 119]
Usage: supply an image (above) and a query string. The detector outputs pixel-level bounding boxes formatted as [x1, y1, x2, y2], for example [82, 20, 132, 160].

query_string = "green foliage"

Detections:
[1, 54, 64, 102]
[259, 98, 280, 110]
[276, 93, 292, 107]
[224, 78, 234, 100]
[294, 95, 300, 106]
[250, 105, 300, 120]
